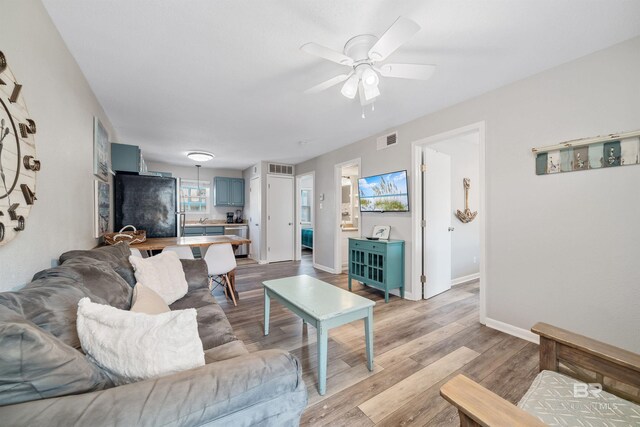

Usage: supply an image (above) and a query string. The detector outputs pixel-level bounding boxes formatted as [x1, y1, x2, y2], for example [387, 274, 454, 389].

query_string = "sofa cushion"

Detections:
[77, 298, 205, 385]
[0, 306, 113, 406]
[204, 341, 249, 364]
[170, 293, 237, 350]
[50, 257, 133, 310]
[170, 288, 216, 310]
[0, 270, 108, 350]
[195, 304, 238, 350]
[179, 259, 210, 291]
[60, 242, 137, 287]
[518, 370, 640, 426]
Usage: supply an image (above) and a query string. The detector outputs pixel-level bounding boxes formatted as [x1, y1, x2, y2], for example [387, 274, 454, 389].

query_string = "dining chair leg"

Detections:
[225, 274, 238, 307]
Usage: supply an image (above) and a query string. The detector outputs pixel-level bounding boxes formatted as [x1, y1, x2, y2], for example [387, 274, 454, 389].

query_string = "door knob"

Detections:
[288, 222, 293, 226]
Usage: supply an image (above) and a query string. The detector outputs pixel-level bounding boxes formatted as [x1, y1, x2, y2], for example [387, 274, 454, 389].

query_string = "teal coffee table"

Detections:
[263, 275, 375, 395]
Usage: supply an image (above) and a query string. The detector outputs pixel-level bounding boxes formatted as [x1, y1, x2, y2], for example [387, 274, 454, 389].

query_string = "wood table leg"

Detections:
[228, 269, 239, 302]
[317, 322, 328, 395]
[264, 289, 270, 335]
[365, 307, 374, 371]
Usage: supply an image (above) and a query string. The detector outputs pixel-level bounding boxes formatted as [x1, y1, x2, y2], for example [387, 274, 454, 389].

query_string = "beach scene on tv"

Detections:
[358, 171, 409, 212]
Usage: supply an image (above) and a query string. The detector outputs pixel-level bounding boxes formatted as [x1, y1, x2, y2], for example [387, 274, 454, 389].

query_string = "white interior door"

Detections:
[249, 177, 261, 261]
[267, 175, 294, 262]
[423, 147, 452, 299]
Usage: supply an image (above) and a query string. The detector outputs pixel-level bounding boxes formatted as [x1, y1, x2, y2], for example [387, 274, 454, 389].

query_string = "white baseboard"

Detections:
[485, 317, 539, 344]
[313, 263, 340, 274]
[451, 273, 480, 286]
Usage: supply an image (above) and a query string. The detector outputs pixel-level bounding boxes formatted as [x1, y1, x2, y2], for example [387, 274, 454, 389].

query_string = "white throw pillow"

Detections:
[77, 298, 204, 385]
[130, 283, 170, 315]
[129, 251, 188, 304]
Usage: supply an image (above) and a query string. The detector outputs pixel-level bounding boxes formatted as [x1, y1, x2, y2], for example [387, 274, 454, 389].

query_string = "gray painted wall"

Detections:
[430, 134, 480, 280]
[0, 1, 117, 290]
[296, 36, 640, 352]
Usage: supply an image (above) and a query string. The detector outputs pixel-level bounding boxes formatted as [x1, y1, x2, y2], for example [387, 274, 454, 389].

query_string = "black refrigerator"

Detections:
[114, 173, 178, 238]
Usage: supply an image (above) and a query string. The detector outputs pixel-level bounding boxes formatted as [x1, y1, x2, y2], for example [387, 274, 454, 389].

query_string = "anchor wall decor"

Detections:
[455, 178, 477, 223]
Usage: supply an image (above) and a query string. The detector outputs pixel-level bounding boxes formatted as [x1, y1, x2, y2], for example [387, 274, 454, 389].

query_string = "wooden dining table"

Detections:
[129, 234, 251, 304]
[129, 234, 251, 252]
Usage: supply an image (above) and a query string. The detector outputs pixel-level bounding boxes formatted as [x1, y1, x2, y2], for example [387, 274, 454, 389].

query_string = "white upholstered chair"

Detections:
[203, 243, 238, 306]
[162, 245, 195, 260]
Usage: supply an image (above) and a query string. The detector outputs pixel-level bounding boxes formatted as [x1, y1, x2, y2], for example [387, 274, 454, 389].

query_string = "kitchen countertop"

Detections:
[184, 222, 248, 227]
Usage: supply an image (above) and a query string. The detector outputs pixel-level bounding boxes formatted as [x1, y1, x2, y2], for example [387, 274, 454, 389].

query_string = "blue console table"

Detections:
[348, 238, 405, 303]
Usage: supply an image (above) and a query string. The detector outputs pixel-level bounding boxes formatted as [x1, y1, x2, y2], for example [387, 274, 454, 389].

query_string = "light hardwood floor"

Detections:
[214, 252, 539, 426]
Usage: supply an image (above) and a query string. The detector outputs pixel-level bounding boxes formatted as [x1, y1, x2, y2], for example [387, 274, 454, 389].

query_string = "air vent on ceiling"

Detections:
[377, 131, 398, 150]
[268, 163, 294, 176]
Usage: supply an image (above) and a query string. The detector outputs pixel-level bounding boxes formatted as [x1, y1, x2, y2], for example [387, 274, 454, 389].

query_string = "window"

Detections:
[180, 179, 210, 214]
[301, 189, 312, 223]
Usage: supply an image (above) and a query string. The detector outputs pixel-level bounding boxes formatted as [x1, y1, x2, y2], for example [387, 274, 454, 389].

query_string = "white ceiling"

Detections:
[42, 0, 640, 170]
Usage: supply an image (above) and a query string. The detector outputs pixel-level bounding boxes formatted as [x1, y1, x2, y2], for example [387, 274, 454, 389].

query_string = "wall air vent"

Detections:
[377, 131, 398, 150]
[267, 163, 294, 176]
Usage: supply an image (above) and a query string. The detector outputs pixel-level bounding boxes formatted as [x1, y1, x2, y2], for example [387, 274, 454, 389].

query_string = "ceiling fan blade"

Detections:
[304, 73, 351, 94]
[300, 42, 354, 66]
[368, 17, 421, 62]
[377, 63, 436, 80]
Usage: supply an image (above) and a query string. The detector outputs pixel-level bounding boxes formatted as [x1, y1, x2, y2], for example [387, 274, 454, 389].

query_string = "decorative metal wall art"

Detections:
[533, 130, 640, 175]
[455, 178, 477, 223]
[0, 51, 40, 246]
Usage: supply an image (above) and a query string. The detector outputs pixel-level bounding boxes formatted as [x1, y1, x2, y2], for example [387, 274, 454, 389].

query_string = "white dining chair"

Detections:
[129, 247, 144, 258]
[162, 245, 195, 260]
[203, 243, 238, 306]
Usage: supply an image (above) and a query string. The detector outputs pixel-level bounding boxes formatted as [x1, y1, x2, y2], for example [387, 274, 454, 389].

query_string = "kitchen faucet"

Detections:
[198, 217, 208, 224]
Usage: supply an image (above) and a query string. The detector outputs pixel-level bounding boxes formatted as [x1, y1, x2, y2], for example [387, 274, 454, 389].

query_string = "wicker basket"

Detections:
[104, 225, 146, 245]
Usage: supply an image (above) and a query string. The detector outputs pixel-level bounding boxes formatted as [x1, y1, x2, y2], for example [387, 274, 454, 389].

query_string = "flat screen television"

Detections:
[358, 170, 409, 212]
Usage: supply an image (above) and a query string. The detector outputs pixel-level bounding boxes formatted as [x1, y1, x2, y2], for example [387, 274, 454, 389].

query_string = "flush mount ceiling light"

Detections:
[187, 151, 215, 162]
[301, 16, 436, 108]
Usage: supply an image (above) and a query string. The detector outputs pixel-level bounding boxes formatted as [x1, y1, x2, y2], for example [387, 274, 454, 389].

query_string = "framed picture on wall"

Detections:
[94, 180, 110, 238]
[93, 117, 109, 181]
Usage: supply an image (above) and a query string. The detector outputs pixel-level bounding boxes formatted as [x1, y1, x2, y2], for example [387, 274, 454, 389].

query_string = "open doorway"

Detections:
[412, 122, 486, 321]
[334, 159, 361, 273]
[295, 172, 315, 263]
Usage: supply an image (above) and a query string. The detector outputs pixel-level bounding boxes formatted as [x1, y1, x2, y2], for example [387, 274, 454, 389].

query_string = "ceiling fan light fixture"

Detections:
[361, 65, 379, 87]
[187, 151, 215, 162]
[340, 74, 359, 99]
[363, 83, 380, 101]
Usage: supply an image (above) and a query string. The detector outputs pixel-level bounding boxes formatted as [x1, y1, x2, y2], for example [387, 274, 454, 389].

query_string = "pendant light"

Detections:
[195, 165, 202, 210]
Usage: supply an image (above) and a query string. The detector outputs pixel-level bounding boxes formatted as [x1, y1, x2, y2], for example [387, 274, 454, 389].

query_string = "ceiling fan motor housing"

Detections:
[343, 34, 378, 63]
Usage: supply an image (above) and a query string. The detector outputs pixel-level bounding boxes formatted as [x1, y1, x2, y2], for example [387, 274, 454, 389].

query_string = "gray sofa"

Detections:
[0, 243, 307, 426]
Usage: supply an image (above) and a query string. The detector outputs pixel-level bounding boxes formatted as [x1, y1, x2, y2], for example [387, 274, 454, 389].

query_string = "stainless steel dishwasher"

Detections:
[224, 225, 248, 257]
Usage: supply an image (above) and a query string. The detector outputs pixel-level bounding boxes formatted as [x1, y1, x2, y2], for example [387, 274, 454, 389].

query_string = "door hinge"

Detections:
[268, 247, 270, 252]
[421, 219, 426, 228]
[420, 164, 427, 172]
[420, 275, 426, 284]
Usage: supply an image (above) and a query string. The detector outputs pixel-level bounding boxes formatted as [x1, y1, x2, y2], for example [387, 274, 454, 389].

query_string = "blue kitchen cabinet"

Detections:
[111, 143, 140, 173]
[214, 177, 244, 207]
[183, 226, 224, 258]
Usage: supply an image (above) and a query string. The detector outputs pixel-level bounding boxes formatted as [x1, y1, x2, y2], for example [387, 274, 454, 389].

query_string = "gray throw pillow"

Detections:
[0, 306, 113, 406]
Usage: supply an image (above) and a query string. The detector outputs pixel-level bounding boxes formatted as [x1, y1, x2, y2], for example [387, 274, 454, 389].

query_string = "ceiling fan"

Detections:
[301, 16, 436, 107]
